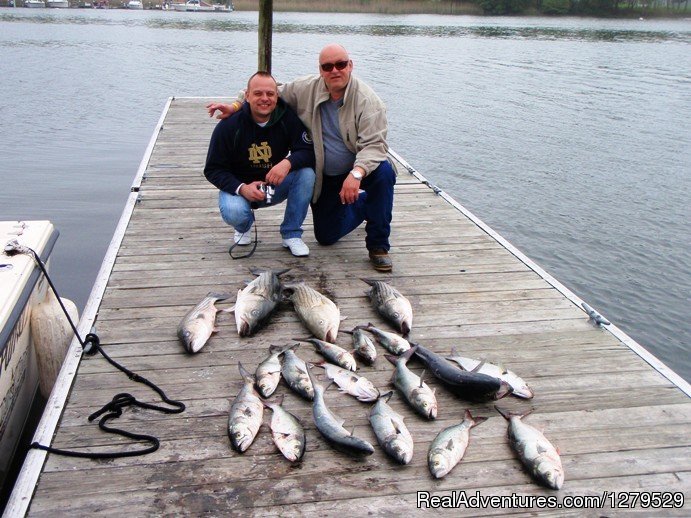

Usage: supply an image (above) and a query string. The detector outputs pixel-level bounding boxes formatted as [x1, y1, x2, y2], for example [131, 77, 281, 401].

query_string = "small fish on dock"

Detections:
[284, 282, 341, 342]
[228, 363, 264, 453]
[294, 337, 357, 371]
[495, 406, 564, 490]
[177, 292, 231, 354]
[255, 344, 292, 398]
[306, 365, 375, 457]
[313, 361, 379, 402]
[446, 347, 534, 399]
[231, 268, 289, 337]
[428, 409, 487, 478]
[362, 279, 413, 335]
[581, 302, 611, 326]
[343, 327, 377, 364]
[385, 346, 437, 420]
[414, 343, 512, 402]
[368, 391, 414, 465]
[357, 322, 411, 355]
[281, 345, 315, 401]
[263, 395, 306, 463]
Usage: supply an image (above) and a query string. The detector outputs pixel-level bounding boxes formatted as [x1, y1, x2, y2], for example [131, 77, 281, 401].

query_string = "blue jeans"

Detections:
[218, 167, 315, 239]
[312, 160, 396, 251]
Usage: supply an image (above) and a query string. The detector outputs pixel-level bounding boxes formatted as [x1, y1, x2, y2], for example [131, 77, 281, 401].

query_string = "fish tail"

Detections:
[206, 291, 233, 301]
[384, 354, 398, 366]
[465, 409, 488, 427]
[495, 380, 514, 400]
[495, 405, 534, 420]
[238, 362, 254, 383]
[399, 344, 418, 364]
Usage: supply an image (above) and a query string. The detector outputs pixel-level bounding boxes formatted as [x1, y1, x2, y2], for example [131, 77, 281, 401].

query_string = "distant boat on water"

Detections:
[46, 0, 69, 6]
[172, 0, 232, 11]
[24, 0, 46, 7]
[127, 0, 143, 8]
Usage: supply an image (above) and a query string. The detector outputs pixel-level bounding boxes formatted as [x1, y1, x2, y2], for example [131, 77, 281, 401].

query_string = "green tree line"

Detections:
[479, 0, 688, 15]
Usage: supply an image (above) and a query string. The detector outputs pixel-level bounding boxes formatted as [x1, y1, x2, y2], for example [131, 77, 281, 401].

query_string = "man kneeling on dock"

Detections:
[204, 71, 316, 257]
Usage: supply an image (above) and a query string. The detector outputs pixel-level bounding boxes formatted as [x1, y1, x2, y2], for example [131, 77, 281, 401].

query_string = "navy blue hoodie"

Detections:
[204, 99, 315, 195]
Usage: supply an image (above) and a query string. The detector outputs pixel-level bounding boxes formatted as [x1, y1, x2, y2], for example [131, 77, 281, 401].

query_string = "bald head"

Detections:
[318, 43, 353, 100]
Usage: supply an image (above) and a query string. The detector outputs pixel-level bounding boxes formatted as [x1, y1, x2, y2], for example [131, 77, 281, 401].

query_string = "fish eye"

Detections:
[393, 312, 400, 318]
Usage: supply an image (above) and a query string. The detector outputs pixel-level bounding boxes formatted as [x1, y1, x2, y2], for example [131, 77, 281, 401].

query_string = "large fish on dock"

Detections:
[255, 344, 292, 398]
[362, 279, 413, 335]
[284, 283, 340, 342]
[414, 343, 512, 402]
[368, 391, 414, 465]
[228, 363, 264, 453]
[294, 337, 357, 372]
[385, 346, 437, 420]
[177, 292, 230, 353]
[231, 268, 288, 337]
[428, 409, 487, 478]
[344, 328, 377, 364]
[313, 361, 379, 402]
[306, 365, 375, 456]
[495, 406, 564, 490]
[263, 395, 306, 463]
[281, 345, 314, 401]
[446, 348, 534, 399]
[358, 323, 411, 355]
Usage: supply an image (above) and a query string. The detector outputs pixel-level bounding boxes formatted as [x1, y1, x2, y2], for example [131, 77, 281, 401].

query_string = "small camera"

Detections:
[258, 183, 275, 205]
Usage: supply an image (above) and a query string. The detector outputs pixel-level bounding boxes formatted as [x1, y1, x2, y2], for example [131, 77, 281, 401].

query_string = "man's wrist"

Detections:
[349, 169, 363, 181]
[231, 101, 242, 112]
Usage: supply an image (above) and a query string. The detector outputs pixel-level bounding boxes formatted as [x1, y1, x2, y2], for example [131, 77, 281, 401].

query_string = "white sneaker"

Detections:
[233, 224, 253, 246]
[282, 237, 309, 257]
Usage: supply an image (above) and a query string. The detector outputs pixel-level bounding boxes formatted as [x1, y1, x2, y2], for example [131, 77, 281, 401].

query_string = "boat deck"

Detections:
[11, 98, 691, 516]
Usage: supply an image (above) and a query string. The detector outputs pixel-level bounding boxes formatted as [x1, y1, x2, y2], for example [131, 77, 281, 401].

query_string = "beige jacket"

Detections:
[278, 74, 389, 202]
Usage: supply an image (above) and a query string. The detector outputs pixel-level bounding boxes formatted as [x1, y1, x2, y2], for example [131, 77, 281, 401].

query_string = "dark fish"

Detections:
[305, 365, 375, 456]
[362, 279, 413, 335]
[413, 343, 512, 401]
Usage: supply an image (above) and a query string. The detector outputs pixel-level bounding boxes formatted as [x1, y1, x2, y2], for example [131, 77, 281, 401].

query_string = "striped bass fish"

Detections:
[177, 292, 230, 354]
[228, 363, 264, 453]
[305, 365, 375, 456]
[428, 409, 487, 478]
[385, 346, 437, 420]
[368, 391, 414, 465]
[362, 279, 413, 335]
[496, 406, 564, 489]
[231, 268, 288, 337]
[446, 348, 534, 399]
[358, 323, 411, 355]
[294, 337, 357, 372]
[285, 283, 340, 342]
[263, 395, 306, 463]
[314, 361, 379, 402]
[255, 344, 292, 398]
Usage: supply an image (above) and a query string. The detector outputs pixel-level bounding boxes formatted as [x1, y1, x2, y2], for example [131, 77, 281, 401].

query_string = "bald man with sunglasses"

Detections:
[208, 44, 396, 272]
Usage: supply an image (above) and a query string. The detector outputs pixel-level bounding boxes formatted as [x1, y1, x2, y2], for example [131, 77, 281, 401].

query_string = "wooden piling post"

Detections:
[258, 0, 273, 73]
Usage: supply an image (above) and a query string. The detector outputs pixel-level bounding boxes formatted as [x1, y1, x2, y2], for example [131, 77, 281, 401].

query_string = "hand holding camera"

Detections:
[257, 182, 275, 205]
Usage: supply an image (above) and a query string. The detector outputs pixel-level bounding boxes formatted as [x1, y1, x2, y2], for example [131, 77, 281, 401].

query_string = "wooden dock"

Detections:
[7, 98, 690, 516]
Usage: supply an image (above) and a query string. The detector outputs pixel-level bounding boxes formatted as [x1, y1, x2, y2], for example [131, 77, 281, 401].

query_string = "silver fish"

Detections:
[228, 363, 264, 453]
[281, 346, 314, 401]
[362, 279, 413, 335]
[231, 268, 288, 337]
[177, 292, 230, 353]
[446, 348, 534, 399]
[358, 322, 411, 355]
[263, 395, 306, 463]
[346, 327, 377, 364]
[255, 344, 292, 398]
[306, 365, 375, 456]
[495, 407, 565, 489]
[294, 337, 357, 372]
[314, 361, 379, 402]
[385, 346, 437, 420]
[428, 409, 487, 478]
[368, 391, 414, 464]
[285, 283, 340, 342]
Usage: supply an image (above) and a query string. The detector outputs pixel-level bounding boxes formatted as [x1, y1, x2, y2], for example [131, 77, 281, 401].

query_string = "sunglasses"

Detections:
[320, 60, 349, 72]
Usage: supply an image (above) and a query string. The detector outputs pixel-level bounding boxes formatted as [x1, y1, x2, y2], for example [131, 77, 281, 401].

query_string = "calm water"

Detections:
[0, 9, 689, 382]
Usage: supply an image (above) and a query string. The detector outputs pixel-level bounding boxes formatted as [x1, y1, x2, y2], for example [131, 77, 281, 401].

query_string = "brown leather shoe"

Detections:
[369, 249, 392, 272]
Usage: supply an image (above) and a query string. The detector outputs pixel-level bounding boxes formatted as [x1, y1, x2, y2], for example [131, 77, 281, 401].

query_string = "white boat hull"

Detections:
[46, 0, 69, 6]
[0, 221, 58, 489]
[24, 1, 46, 7]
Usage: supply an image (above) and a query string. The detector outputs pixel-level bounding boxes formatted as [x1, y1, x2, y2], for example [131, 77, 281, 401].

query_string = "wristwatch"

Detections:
[349, 169, 363, 181]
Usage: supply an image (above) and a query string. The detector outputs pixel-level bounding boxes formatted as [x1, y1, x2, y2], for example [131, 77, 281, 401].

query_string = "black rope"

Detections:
[6, 244, 185, 459]
[228, 209, 258, 260]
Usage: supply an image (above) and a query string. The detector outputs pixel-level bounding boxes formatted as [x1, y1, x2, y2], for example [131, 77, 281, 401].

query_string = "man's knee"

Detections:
[313, 226, 339, 246]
